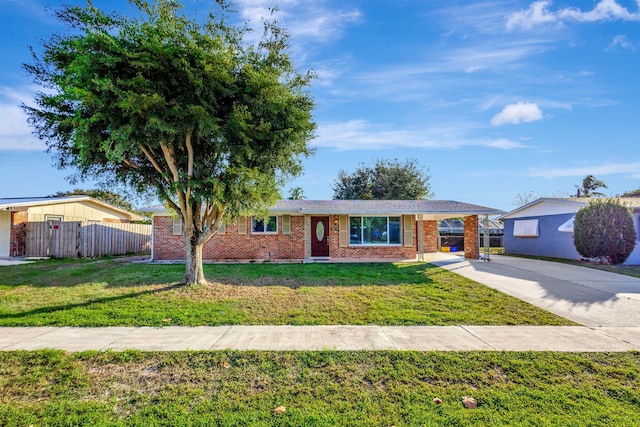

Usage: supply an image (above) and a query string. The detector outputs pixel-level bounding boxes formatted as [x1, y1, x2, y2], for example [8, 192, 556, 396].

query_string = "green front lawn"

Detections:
[0, 258, 574, 326]
[1, 350, 639, 426]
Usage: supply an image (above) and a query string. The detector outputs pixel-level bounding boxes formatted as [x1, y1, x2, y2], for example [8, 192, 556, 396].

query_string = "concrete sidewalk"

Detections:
[2, 325, 640, 352]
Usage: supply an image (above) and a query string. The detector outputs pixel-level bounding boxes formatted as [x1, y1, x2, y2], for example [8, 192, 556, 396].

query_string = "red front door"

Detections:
[311, 216, 330, 257]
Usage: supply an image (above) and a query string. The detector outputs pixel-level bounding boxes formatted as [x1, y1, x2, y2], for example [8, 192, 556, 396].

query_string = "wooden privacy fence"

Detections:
[24, 221, 151, 258]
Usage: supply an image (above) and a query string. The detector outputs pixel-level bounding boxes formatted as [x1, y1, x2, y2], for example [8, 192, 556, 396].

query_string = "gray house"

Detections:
[499, 198, 640, 265]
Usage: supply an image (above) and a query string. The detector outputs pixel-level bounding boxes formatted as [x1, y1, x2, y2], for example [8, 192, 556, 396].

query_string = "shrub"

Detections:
[573, 199, 636, 264]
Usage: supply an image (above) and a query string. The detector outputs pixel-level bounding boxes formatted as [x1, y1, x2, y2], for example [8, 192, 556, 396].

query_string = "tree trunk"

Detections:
[185, 238, 206, 285]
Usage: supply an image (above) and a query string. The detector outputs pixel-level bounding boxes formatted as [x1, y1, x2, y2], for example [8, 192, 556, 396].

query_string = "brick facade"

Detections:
[9, 212, 28, 257]
[422, 220, 439, 253]
[153, 214, 421, 261]
[464, 215, 479, 259]
[152, 213, 480, 261]
[153, 215, 306, 261]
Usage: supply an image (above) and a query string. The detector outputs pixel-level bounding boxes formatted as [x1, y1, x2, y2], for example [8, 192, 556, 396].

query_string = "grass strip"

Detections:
[1, 350, 639, 426]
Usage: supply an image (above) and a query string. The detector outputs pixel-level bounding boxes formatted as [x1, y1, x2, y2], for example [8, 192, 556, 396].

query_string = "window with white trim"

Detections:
[252, 216, 277, 233]
[349, 216, 401, 245]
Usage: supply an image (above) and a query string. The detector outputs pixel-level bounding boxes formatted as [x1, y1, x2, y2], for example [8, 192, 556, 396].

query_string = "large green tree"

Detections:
[24, 0, 315, 284]
[332, 158, 433, 200]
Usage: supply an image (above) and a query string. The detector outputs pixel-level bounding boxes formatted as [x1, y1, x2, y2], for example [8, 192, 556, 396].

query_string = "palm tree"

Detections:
[288, 187, 305, 200]
[575, 175, 607, 197]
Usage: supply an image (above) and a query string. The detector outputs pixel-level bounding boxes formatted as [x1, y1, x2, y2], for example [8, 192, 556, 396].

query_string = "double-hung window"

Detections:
[252, 216, 277, 233]
[349, 216, 401, 245]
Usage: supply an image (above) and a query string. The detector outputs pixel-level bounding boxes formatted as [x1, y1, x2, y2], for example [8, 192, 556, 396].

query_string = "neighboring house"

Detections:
[0, 196, 146, 257]
[143, 199, 503, 262]
[499, 198, 640, 265]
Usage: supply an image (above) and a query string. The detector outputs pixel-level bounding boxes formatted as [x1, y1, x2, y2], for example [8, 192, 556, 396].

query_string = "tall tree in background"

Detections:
[287, 187, 305, 200]
[332, 158, 433, 200]
[513, 190, 570, 207]
[24, 0, 315, 284]
[620, 188, 640, 197]
[575, 175, 608, 197]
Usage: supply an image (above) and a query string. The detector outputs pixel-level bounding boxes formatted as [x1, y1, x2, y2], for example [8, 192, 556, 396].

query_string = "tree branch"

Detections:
[185, 130, 194, 208]
[160, 142, 188, 219]
[140, 146, 167, 180]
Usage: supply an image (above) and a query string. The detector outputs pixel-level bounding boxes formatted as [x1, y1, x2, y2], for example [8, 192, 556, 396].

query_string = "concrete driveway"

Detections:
[426, 253, 640, 327]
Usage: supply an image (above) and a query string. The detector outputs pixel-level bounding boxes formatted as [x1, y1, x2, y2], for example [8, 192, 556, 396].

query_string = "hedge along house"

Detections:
[144, 200, 503, 263]
[499, 198, 640, 265]
[0, 196, 146, 257]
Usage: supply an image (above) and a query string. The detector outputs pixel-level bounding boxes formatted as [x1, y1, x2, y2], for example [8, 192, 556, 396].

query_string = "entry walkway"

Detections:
[2, 325, 640, 352]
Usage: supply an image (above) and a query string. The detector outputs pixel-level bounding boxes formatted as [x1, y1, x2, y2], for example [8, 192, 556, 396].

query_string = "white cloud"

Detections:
[529, 162, 640, 179]
[507, 0, 640, 31]
[234, 0, 361, 43]
[0, 87, 44, 151]
[607, 35, 639, 51]
[490, 102, 543, 126]
[485, 138, 526, 149]
[313, 120, 527, 151]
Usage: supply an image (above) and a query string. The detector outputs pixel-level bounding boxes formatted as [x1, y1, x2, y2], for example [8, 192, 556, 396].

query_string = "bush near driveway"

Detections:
[574, 199, 636, 265]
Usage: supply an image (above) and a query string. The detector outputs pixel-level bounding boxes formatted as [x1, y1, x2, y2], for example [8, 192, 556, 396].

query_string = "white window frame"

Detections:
[251, 216, 278, 234]
[349, 215, 402, 246]
[45, 215, 63, 222]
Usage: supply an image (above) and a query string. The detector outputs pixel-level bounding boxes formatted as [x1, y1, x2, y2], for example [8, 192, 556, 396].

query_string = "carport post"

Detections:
[482, 214, 490, 261]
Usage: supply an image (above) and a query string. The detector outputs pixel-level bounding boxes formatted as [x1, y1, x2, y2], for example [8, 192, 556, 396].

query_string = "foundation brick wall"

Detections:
[464, 215, 479, 259]
[153, 215, 305, 261]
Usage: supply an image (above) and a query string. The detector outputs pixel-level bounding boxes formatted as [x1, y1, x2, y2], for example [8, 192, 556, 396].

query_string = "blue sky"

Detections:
[1, 0, 640, 211]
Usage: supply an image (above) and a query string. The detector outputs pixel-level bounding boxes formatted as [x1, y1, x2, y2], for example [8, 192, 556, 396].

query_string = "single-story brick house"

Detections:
[0, 196, 146, 257]
[143, 200, 503, 262]
[498, 197, 640, 265]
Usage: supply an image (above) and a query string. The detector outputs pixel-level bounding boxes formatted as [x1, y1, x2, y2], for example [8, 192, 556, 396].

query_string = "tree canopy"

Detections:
[620, 188, 640, 198]
[574, 175, 607, 198]
[332, 158, 433, 200]
[573, 199, 636, 265]
[24, 0, 316, 284]
[513, 190, 570, 207]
